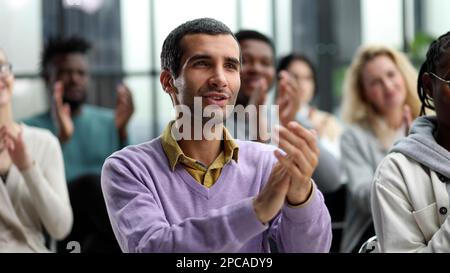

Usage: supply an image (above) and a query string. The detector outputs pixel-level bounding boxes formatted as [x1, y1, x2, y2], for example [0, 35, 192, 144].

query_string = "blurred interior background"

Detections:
[1, 0, 448, 145]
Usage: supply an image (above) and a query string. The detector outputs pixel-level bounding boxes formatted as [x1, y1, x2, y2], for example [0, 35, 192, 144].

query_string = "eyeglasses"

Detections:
[430, 72, 450, 89]
[0, 63, 12, 76]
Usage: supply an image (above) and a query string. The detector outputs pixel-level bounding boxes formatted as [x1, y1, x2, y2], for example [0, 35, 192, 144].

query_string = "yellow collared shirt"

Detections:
[161, 121, 239, 188]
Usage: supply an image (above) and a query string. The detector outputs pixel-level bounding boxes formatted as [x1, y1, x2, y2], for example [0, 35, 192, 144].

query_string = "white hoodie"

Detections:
[371, 116, 450, 252]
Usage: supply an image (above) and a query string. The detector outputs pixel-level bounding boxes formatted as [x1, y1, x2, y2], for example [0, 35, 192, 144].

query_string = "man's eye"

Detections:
[194, 61, 209, 67]
[225, 63, 238, 70]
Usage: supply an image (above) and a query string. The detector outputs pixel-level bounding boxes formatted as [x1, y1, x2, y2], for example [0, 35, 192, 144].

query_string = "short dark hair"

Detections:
[417, 31, 450, 115]
[235, 30, 275, 54]
[277, 53, 317, 94]
[161, 18, 236, 78]
[41, 36, 92, 78]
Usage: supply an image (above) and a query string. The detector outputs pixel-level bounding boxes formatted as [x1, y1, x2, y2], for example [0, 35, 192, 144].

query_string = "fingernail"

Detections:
[288, 121, 296, 128]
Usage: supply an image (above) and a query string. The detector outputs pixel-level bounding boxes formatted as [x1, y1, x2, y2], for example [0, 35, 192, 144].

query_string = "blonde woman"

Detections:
[0, 49, 72, 252]
[339, 45, 421, 252]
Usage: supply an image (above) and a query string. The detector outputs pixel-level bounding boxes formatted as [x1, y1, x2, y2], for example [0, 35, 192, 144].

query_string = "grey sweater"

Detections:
[339, 125, 389, 253]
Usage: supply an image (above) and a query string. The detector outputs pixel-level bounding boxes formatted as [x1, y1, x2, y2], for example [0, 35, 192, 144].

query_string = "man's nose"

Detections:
[209, 68, 227, 88]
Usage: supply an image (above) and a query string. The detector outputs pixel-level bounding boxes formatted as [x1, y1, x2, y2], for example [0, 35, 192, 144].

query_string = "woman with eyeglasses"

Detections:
[339, 45, 422, 253]
[0, 49, 72, 252]
[276, 53, 343, 159]
[371, 32, 450, 252]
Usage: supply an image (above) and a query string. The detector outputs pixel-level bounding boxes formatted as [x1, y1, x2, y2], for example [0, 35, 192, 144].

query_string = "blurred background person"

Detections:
[234, 30, 343, 251]
[24, 37, 134, 253]
[0, 48, 72, 252]
[235, 30, 341, 194]
[339, 44, 421, 253]
[277, 53, 343, 159]
[275, 52, 346, 252]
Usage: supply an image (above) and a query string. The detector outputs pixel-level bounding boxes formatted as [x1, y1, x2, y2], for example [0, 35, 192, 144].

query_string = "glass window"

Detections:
[12, 79, 48, 121]
[240, 0, 272, 36]
[121, 0, 151, 72]
[123, 76, 154, 144]
[361, 0, 403, 49]
[423, 0, 450, 37]
[0, 0, 43, 74]
[274, 0, 293, 57]
[0, 0, 45, 121]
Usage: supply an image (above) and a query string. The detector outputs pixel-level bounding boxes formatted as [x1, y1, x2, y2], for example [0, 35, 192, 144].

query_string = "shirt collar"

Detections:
[161, 121, 239, 171]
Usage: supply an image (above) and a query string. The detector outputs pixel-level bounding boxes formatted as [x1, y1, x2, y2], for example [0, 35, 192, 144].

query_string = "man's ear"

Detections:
[160, 69, 177, 95]
[422, 72, 434, 99]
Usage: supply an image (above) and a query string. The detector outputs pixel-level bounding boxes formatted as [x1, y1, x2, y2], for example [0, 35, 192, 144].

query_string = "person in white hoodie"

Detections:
[371, 31, 450, 252]
[0, 48, 72, 252]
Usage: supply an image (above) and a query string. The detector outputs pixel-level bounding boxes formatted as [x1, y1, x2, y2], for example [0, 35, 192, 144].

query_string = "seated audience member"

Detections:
[277, 53, 343, 159]
[234, 30, 342, 194]
[234, 31, 343, 252]
[24, 37, 134, 253]
[339, 45, 421, 252]
[101, 18, 332, 253]
[0, 48, 72, 252]
[372, 32, 450, 252]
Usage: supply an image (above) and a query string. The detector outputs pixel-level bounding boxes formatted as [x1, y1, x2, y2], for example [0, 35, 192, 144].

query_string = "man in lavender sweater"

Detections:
[101, 18, 332, 253]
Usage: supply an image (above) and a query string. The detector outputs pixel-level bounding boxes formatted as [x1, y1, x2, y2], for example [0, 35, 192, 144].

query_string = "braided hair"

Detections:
[417, 31, 450, 115]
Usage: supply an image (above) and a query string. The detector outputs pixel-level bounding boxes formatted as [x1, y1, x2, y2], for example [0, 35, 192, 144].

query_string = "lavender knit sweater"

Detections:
[101, 137, 332, 253]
